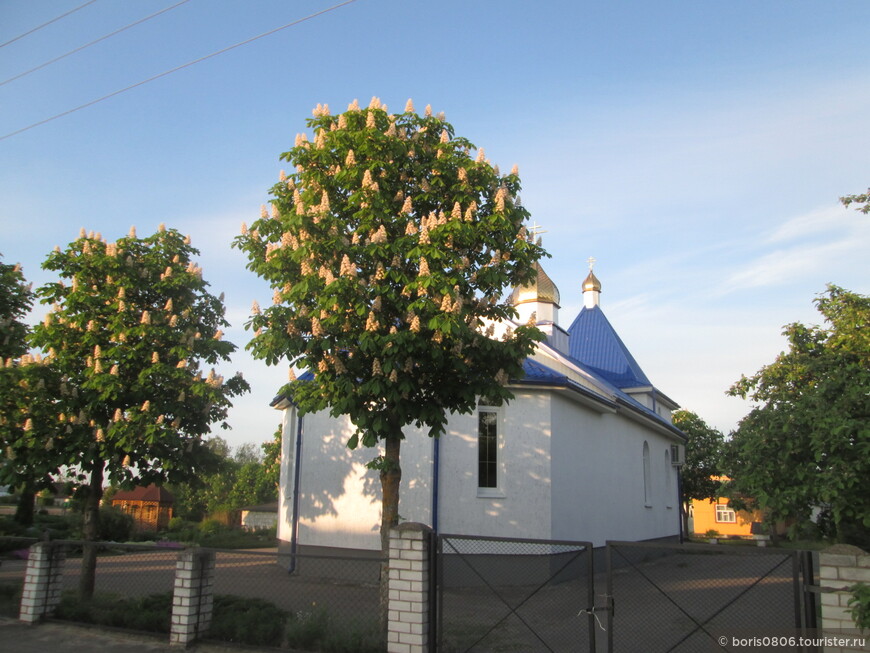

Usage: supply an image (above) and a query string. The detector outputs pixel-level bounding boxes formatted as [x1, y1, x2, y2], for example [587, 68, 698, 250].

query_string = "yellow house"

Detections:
[691, 495, 762, 538]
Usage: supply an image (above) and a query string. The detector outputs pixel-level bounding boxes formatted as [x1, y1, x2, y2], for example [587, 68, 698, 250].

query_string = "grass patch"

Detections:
[54, 590, 172, 633]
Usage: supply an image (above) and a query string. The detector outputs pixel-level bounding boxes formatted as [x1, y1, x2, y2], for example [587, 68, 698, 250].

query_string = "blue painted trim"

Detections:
[432, 436, 440, 533]
[288, 412, 303, 574]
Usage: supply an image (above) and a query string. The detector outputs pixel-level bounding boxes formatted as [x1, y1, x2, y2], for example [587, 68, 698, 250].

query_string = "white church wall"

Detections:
[279, 408, 434, 551]
[437, 392, 553, 540]
[550, 393, 681, 547]
[277, 405, 296, 544]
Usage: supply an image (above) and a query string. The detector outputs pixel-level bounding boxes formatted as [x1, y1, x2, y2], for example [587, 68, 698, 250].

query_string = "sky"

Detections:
[1, 0, 869, 451]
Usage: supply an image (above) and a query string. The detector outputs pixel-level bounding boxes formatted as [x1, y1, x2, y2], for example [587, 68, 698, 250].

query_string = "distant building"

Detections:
[273, 260, 686, 553]
[690, 478, 788, 539]
[240, 502, 279, 531]
[111, 484, 175, 532]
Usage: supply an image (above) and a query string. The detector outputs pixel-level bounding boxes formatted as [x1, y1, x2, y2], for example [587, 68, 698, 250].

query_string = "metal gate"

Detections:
[434, 534, 595, 652]
[605, 541, 818, 653]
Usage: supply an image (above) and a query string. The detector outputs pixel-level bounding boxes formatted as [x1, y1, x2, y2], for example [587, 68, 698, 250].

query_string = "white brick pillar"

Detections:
[170, 549, 216, 648]
[819, 545, 870, 653]
[19, 542, 66, 623]
[388, 522, 432, 653]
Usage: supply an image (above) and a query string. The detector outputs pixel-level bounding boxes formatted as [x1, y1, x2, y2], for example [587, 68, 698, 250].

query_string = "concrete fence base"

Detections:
[16, 543, 218, 648]
[387, 522, 432, 653]
[819, 545, 869, 653]
[18, 542, 66, 624]
[169, 549, 216, 648]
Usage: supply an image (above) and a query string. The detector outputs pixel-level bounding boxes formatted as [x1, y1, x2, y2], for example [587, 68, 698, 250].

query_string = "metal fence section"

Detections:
[203, 547, 385, 649]
[59, 541, 184, 597]
[52, 541, 183, 632]
[216, 548, 382, 622]
[605, 541, 817, 653]
[436, 534, 596, 653]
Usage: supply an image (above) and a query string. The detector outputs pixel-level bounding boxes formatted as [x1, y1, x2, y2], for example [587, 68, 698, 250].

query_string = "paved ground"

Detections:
[0, 617, 268, 653]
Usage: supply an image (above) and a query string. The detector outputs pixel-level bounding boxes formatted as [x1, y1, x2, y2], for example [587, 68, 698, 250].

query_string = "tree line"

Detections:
[676, 283, 869, 547]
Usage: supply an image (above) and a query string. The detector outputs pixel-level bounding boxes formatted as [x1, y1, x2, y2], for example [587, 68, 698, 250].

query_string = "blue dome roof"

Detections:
[565, 306, 651, 388]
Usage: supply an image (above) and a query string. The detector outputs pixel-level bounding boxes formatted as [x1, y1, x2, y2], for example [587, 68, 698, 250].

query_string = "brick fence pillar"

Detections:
[170, 548, 216, 648]
[818, 544, 869, 653]
[19, 542, 66, 624]
[387, 522, 432, 653]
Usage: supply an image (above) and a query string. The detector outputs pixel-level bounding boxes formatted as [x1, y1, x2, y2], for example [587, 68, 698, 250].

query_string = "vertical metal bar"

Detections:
[437, 535, 444, 652]
[606, 543, 614, 653]
[802, 550, 818, 631]
[428, 530, 437, 652]
[587, 544, 596, 653]
[791, 551, 803, 634]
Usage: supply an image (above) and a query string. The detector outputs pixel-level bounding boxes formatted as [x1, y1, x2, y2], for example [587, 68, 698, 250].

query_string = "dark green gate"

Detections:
[435, 534, 596, 652]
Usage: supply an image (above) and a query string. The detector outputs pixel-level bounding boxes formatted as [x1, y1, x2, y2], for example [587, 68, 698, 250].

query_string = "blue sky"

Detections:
[2, 0, 869, 450]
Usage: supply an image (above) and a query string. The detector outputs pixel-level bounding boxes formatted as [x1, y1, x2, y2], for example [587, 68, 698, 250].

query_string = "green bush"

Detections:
[0, 513, 76, 541]
[848, 583, 870, 632]
[285, 608, 384, 653]
[198, 519, 225, 536]
[208, 595, 287, 646]
[54, 591, 172, 633]
[0, 582, 22, 617]
[198, 526, 276, 549]
[97, 507, 134, 542]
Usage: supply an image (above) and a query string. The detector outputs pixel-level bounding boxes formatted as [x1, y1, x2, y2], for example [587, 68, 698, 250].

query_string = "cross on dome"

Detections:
[528, 222, 547, 244]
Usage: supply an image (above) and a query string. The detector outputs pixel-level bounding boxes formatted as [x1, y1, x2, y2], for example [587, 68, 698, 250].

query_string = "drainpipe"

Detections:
[288, 412, 303, 573]
[677, 465, 685, 544]
[432, 436, 441, 533]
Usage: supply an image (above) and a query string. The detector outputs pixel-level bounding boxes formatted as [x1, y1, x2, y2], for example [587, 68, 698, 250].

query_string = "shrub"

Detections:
[0, 582, 22, 617]
[208, 595, 287, 646]
[198, 519, 224, 536]
[285, 608, 384, 653]
[54, 591, 172, 633]
[97, 507, 134, 542]
[198, 526, 276, 549]
[848, 583, 870, 632]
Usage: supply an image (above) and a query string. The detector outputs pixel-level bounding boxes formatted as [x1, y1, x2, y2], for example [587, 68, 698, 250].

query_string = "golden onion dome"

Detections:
[582, 269, 601, 293]
[509, 262, 561, 307]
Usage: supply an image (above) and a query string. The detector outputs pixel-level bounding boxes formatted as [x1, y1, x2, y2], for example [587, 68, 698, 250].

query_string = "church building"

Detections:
[272, 261, 685, 553]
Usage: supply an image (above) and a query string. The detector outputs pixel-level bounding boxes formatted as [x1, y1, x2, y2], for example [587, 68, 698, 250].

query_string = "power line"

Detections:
[0, 0, 359, 143]
[0, 0, 194, 88]
[0, 0, 101, 49]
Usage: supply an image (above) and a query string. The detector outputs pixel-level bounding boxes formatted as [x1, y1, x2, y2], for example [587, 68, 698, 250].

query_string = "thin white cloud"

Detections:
[766, 205, 856, 244]
[720, 238, 861, 293]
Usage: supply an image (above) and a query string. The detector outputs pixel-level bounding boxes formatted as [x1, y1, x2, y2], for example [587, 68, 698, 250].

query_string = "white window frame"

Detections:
[643, 441, 652, 507]
[477, 402, 505, 498]
[715, 504, 737, 523]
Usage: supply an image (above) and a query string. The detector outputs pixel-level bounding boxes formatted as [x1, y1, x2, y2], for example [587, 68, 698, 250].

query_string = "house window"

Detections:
[643, 441, 651, 506]
[478, 409, 498, 489]
[715, 504, 737, 523]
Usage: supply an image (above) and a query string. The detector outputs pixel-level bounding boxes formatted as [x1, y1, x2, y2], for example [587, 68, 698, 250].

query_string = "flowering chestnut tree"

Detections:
[234, 98, 545, 556]
[0, 255, 32, 360]
[30, 226, 249, 596]
[0, 257, 55, 525]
